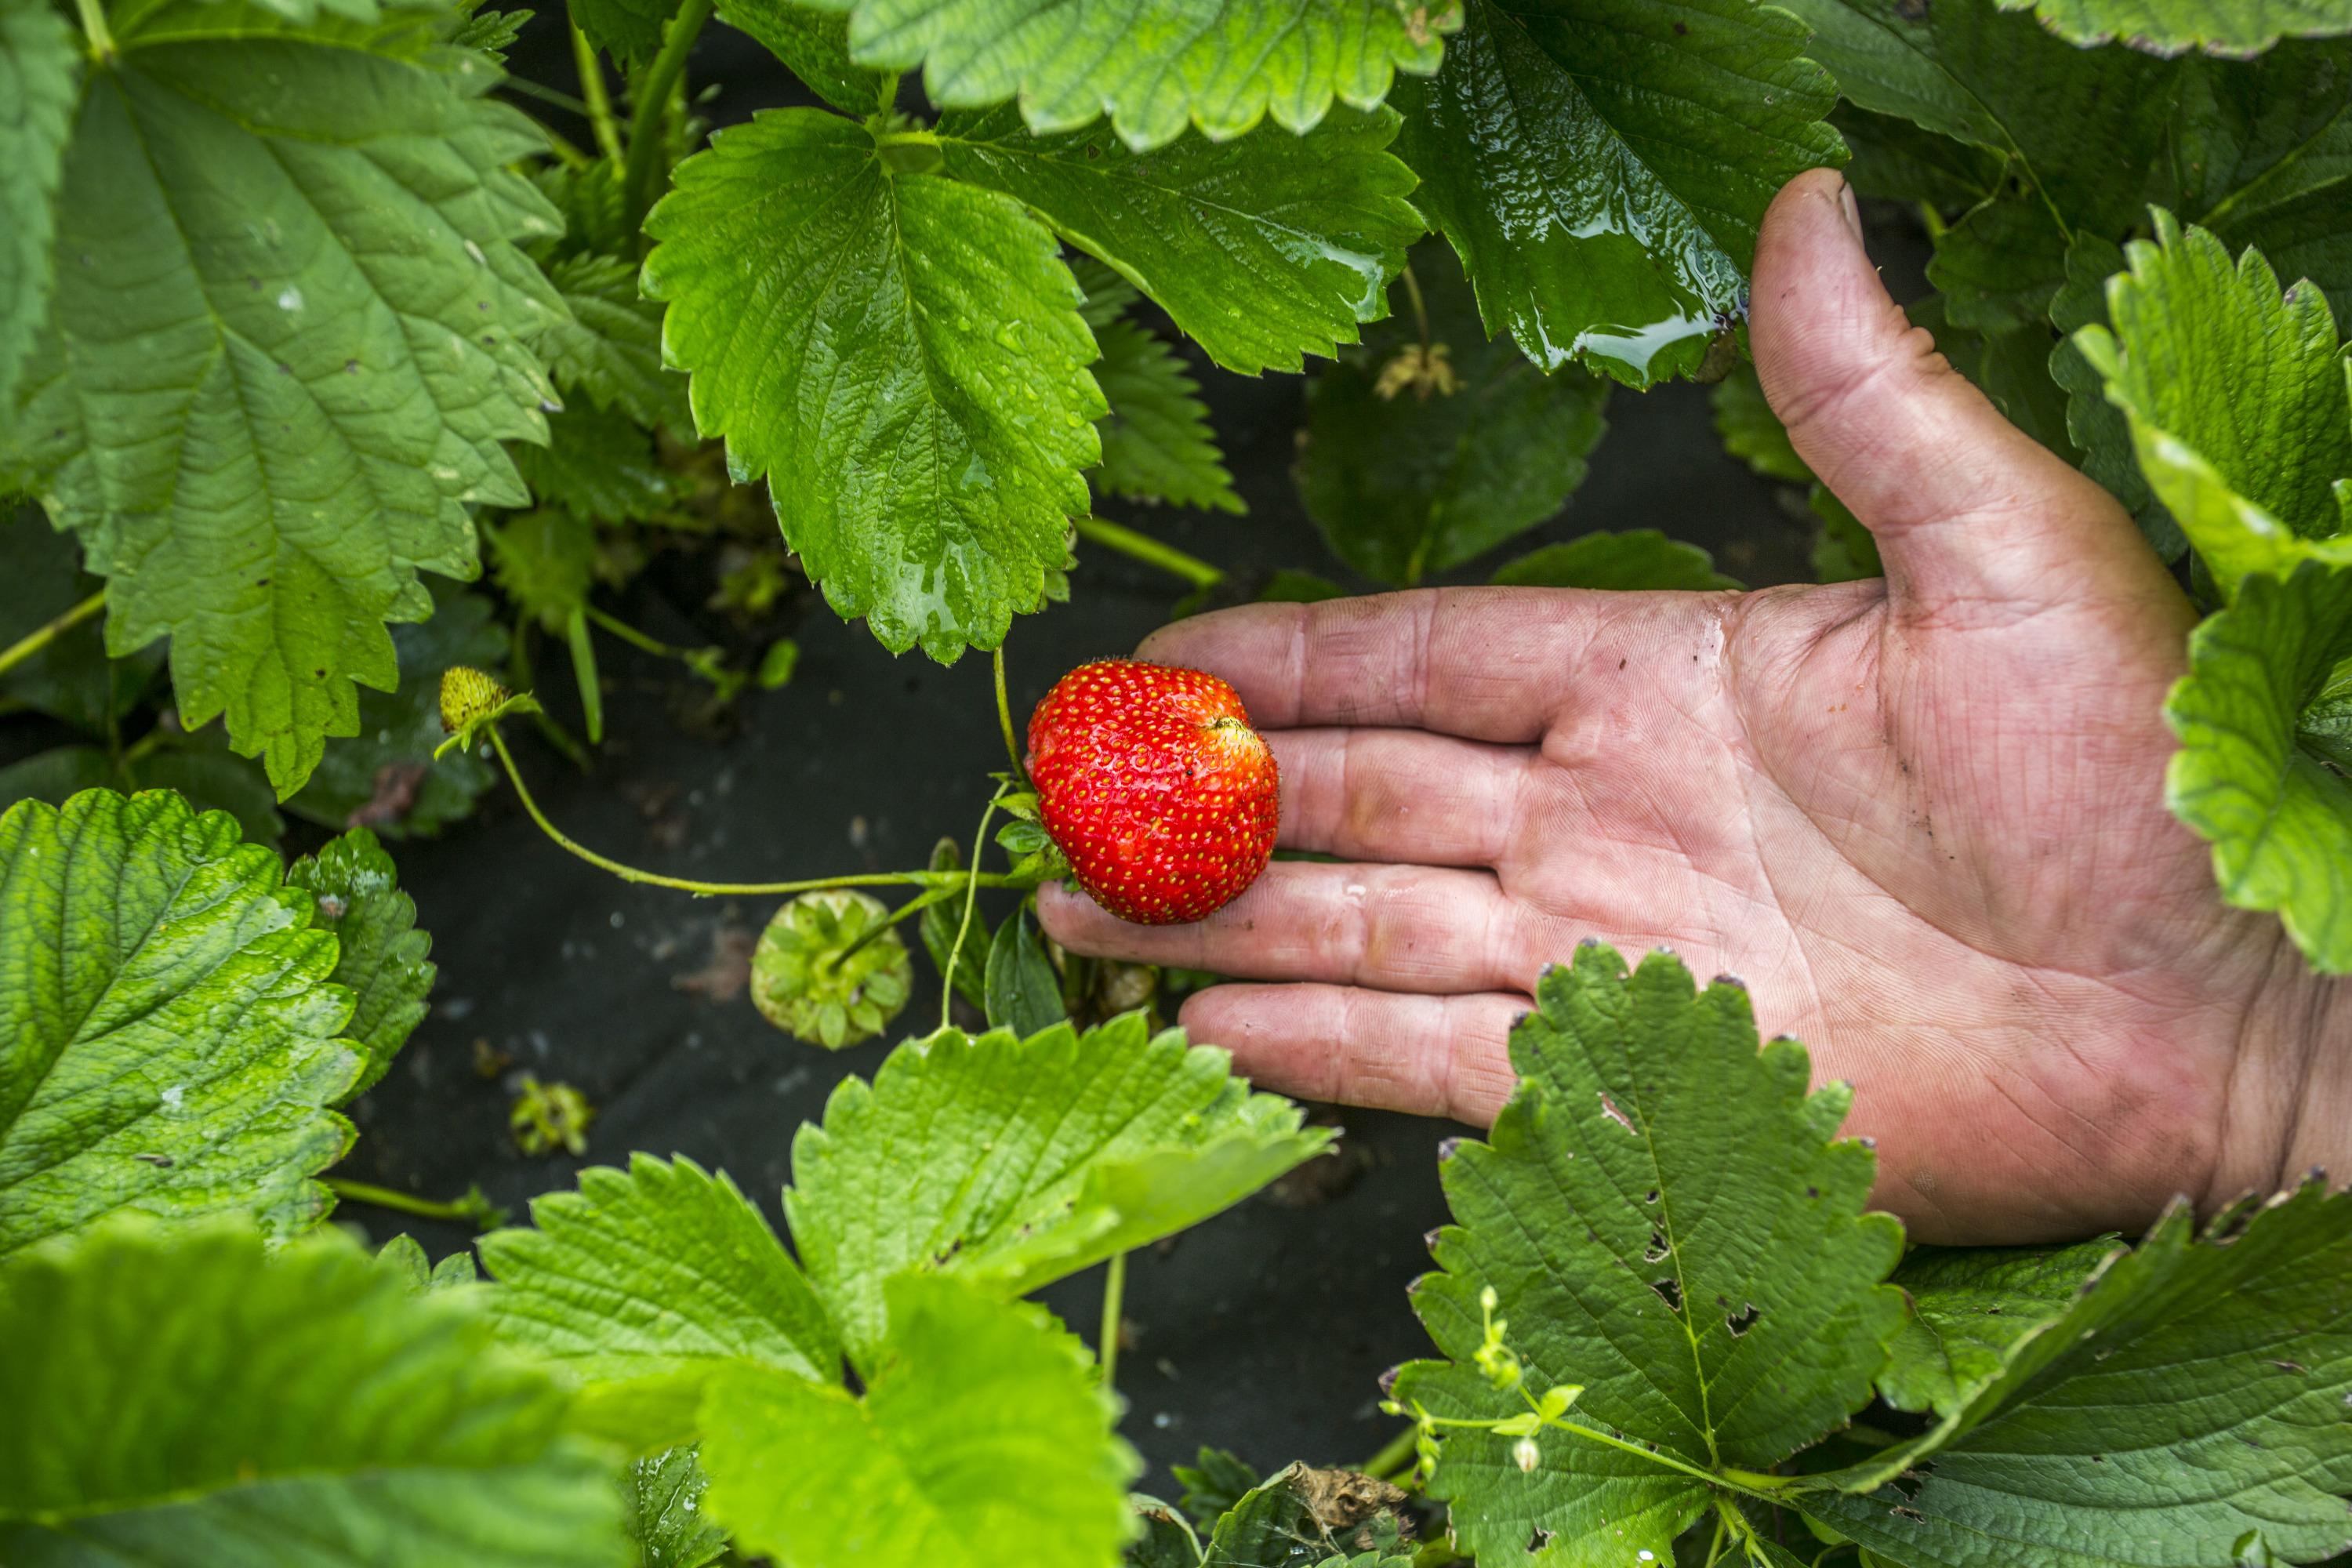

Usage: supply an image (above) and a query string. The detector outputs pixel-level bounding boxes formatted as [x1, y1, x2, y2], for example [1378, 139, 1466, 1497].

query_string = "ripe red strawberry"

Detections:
[1028, 659, 1280, 925]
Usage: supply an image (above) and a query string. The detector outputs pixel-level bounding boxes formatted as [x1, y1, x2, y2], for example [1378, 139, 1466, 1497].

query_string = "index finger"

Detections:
[1134, 586, 1711, 743]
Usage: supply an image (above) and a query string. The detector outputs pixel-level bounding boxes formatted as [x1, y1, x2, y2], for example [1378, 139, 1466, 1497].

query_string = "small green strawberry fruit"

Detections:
[751, 890, 913, 1049]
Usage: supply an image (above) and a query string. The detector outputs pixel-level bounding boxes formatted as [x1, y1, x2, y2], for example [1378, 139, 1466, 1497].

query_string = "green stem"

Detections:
[622, 0, 713, 230]
[0, 590, 104, 681]
[939, 789, 1003, 1023]
[564, 606, 604, 746]
[1073, 516, 1222, 589]
[488, 724, 1025, 898]
[1359, 1424, 1420, 1483]
[1399, 263, 1432, 352]
[1098, 1250, 1128, 1389]
[1417, 1411, 1788, 1509]
[571, 22, 626, 162]
[993, 648, 1025, 781]
[326, 1178, 494, 1228]
[499, 74, 595, 118]
[72, 0, 114, 59]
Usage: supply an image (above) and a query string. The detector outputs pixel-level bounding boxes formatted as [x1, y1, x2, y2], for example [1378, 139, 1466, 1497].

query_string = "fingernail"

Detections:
[1836, 176, 1863, 241]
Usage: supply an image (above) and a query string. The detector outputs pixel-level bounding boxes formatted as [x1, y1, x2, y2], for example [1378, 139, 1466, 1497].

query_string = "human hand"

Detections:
[1039, 169, 2350, 1246]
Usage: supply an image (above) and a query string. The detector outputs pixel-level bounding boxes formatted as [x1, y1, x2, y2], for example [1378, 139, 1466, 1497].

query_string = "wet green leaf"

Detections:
[624, 1445, 729, 1568]
[1393, 0, 1842, 387]
[285, 826, 434, 1098]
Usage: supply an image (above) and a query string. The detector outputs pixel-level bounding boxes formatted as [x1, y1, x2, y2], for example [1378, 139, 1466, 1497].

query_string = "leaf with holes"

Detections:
[2, 0, 562, 796]
[1388, 945, 1904, 1567]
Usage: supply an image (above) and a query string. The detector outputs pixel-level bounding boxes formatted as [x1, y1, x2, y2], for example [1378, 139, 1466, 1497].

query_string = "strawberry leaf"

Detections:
[0, 789, 365, 1257]
[1876, 1238, 2122, 1418]
[1993, 0, 2352, 55]
[786, 1012, 1332, 1367]
[644, 110, 1099, 662]
[797, 0, 1457, 151]
[624, 1446, 728, 1568]
[0, 0, 75, 410]
[0, 1219, 626, 1567]
[1390, 945, 1904, 1566]
[285, 826, 434, 1099]
[1091, 318, 1241, 514]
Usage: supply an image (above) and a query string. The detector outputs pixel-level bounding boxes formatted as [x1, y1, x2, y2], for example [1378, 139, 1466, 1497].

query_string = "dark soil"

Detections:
[339, 14, 1934, 1483]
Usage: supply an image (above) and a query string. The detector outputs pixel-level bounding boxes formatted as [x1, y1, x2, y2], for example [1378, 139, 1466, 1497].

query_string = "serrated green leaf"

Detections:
[1490, 531, 1740, 592]
[983, 903, 1065, 1035]
[1809, 1182, 2352, 1568]
[514, 401, 680, 526]
[1877, 1239, 2119, 1417]
[624, 1446, 729, 1568]
[134, 728, 285, 845]
[1203, 1464, 1414, 1568]
[5, 3, 564, 797]
[1392, 0, 1843, 388]
[1832, 102, 2003, 212]
[0, 1219, 626, 1568]
[701, 1272, 1138, 1568]
[934, 104, 1420, 376]
[0, 0, 75, 410]
[1092, 318, 1242, 513]
[1389, 946, 1905, 1567]
[0, 789, 361, 1257]
[1127, 1496, 1203, 1568]
[285, 826, 433, 1098]
[786, 1012, 1331, 1366]
[802, 0, 1456, 151]
[1929, 187, 2071, 332]
[1994, 0, 2352, 54]
[2075, 212, 2352, 594]
[644, 110, 1100, 662]
[1298, 248, 1609, 585]
[920, 837, 989, 1011]
[1173, 1448, 1259, 1531]
[375, 1230, 478, 1291]
[539, 252, 691, 431]
[2167, 561, 2352, 971]
[449, 2, 528, 58]
[2050, 231, 2191, 558]
[718, 0, 895, 113]
[480, 1153, 841, 1446]
[1711, 362, 1809, 484]
[289, 585, 508, 838]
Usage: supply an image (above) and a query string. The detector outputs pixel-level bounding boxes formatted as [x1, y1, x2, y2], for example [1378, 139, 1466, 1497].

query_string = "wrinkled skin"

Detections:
[1042, 169, 2350, 1244]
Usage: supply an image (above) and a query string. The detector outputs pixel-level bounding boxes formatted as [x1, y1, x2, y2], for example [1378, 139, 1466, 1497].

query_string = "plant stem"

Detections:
[326, 1178, 493, 1228]
[940, 789, 1004, 1023]
[72, 0, 114, 60]
[1399, 263, 1432, 351]
[993, 648, 1025, 780]
[1359, 1424, 1420, 1482]
[1073, 516, 1222, 589]
[570, 22, 625, 162]
[622, 0, 713, 230]
[499, 73, 596, 118]
[1098, 1250, 1128, 1388]
[488, 724, 1025, 898]
[0, 590, 104, 681]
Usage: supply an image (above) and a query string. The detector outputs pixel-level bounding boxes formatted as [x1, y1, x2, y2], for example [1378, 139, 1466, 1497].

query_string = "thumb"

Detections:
[1750, 169, 2162, 615]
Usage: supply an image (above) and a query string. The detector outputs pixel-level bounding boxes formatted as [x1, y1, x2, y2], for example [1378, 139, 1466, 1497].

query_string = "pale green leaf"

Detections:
[624, 1446, 728, 1568]
[514, 401, 679, 526]
[786, 1012, 1331, 1366]
[480, 1153, 841, 1446]
[1490, 531, 1740, 592]
[2167, 561, 2352, 972]
[539, 252, 691, 431]
[643, 110, 1100, 662]
[1389, 946, 1904, 1567]
[0, 0, 75, 410]
[803, 0, 1457, 151]
[285, 826, 434, 1098]
[701, 1272, 1137, 1568]
[1392, 0, 1843, 387]
[934, 104, 1419, 376]
[0, 789, 360, 1257]
[376, 1232, 480, 1292]
[1810, 1182, 2352, 1568]
[1298, 248, 1609, 585]
[1877, 1239, 2119, 1418]
[0, 1219, 626, 1568]
[1092, 318, 1242, 513]
[1994, 0, 2352, 55]
[288, 585, 508, 838]
[2050, 231, 2191, 558]
[718, 0, 894, 113]
[4, 3, 563, 797]
[1711, 362, 1809, 483]
[2074, 212, 2352, 594]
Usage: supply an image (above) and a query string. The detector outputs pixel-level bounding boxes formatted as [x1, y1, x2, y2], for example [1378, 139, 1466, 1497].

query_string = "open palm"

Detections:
[1041, 171, 2346, 1244]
